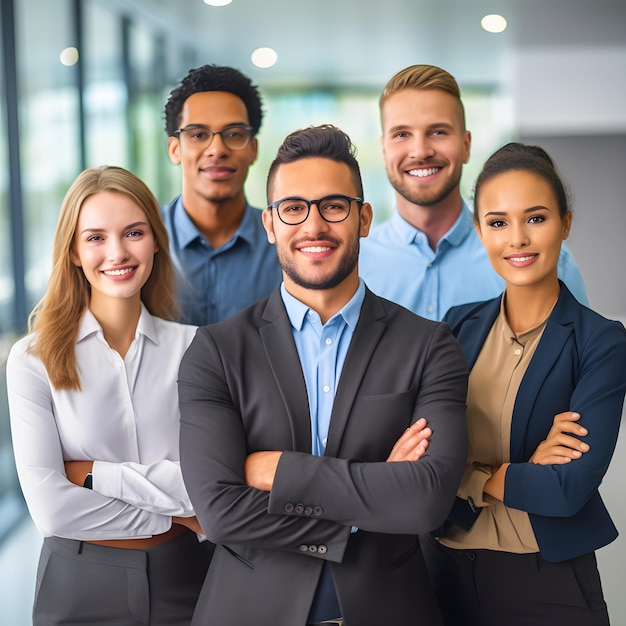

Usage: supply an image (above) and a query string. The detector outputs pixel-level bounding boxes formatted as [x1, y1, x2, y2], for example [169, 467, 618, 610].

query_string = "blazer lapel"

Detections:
[456, 298, 501, 369]
[324, 290, 386, 457]
[509, 286, 575, 460]
[259, 291, 312, 452]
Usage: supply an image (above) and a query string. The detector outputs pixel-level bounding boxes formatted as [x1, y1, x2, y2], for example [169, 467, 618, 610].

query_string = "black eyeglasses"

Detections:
[172, 124, 254, 150]
[268, 195, 363, 225]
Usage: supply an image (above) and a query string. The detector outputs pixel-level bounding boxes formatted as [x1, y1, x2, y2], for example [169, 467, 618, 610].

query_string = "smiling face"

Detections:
[381, 88, 470, 212]
[475, 169, 572, 291]
[167, 91, 258, 212]
[262, 157, 372, 304]
[72, 190, 158, 308]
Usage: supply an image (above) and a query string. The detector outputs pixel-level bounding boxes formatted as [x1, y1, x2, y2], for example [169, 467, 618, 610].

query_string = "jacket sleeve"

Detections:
[6, 342, 171, 540]
[178, 328, 351, 564]
[504, 319, 626, 517]
[268, 322, 468, 535]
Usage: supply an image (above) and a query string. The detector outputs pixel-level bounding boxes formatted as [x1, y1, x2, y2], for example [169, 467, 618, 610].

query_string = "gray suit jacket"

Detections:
[179, 287, 468, 626]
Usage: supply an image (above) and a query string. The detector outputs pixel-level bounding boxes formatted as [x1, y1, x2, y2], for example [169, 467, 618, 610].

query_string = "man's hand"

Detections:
[244, 451, 283, 491]
[530, 411, 589, 465]
[64, 460, 94, 487]
[386, 418, 432, 462]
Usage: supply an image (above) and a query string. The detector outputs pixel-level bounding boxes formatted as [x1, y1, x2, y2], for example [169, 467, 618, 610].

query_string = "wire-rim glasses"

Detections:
[269, 195, 363, 225]
[172, 124, 254, 150]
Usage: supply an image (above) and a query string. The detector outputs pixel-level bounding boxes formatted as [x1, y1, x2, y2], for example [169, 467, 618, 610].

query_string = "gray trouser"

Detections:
[34, 531, 213, 625]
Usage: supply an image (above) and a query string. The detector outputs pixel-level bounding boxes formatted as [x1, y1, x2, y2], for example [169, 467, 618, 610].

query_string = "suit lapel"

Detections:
[510, 288, 575, 459]
[456, 299, 501, 369]
[325, 290, 386, 458]
[259, 291, 312, 452]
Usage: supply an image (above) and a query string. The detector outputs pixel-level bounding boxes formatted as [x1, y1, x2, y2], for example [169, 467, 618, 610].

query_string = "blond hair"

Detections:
[29, 166, 178, 390]
[380, 64, 466, 127]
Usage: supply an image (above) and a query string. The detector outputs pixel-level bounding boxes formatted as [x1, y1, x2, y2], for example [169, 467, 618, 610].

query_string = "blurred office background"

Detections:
[1, 0, 625, 622]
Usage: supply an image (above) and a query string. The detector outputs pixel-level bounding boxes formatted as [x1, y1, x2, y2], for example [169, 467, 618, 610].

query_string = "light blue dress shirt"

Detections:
[280, 279, 365, 621]
[281, 279, 366, 457]
[359, 203, 588, 321]
[162, 195, 282, 325]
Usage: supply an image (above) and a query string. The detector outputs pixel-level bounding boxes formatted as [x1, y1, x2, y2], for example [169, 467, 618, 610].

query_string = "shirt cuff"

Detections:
[456, 463, 493, 508]
[91, 460, 122, 500]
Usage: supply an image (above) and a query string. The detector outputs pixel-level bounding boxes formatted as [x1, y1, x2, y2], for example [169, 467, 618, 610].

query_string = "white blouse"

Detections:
[7, 305, 198, 541]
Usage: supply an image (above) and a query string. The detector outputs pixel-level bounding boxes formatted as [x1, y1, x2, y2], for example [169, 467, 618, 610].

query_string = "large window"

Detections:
[17, 0, 80, 313]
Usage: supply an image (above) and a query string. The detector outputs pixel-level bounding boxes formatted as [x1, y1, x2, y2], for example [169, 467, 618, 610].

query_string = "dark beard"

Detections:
[278, 237, 360, 291]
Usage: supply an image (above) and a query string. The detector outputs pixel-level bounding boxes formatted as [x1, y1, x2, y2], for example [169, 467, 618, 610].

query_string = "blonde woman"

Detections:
[7, 166, 212, 625]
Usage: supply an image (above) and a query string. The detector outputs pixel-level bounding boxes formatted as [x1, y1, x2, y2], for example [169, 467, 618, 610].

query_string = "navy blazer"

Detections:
[445, 283, 626, 562]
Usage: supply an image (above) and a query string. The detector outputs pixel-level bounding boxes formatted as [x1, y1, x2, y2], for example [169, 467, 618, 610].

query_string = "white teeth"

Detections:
[301, 246, 331, 253]
[104, 267, 134, 276]
[408, 167, 439, 177]
[511, 256, 535, 262]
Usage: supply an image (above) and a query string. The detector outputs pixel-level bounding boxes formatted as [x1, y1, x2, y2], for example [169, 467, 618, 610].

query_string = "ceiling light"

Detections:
[59, 47, 79, 66]
[481, 14, 507, 34]
[203, 0, 232, 6]
[251, 47, 278, 69]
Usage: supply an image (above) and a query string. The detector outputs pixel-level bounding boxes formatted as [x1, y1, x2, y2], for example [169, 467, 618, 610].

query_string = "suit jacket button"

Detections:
[308, 545, 318, 552]
[299, 544, 309, 552]
[313, 506, 323, 516]
[304, 506, 313, 516]
[295, 503, 305, 515]
[285, 503, 294, 513]
[318, 545, 328, 554]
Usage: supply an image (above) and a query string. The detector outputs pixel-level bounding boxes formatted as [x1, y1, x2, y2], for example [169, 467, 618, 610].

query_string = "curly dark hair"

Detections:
[266, 124, 364, 201]
[164, 64, 263, 136]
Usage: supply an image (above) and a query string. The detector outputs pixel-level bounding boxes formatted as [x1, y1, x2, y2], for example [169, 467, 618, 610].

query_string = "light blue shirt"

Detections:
[281, 280, 366, 457]
[359, 203, 588, 321]
[162, 195, 282, 325]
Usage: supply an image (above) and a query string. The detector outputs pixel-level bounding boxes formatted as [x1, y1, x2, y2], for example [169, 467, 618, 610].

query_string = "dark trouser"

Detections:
[34, 531, 213, 626]
[421, 533, 609, 626]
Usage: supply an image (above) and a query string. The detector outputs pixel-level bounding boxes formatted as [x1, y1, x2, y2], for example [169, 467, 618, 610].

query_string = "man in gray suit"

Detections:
[179, 124, 468, 626]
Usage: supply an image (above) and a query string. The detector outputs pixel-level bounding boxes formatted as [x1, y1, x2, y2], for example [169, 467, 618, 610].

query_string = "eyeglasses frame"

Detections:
[171, 123, 254, 150]
[268, 194, 364, 225]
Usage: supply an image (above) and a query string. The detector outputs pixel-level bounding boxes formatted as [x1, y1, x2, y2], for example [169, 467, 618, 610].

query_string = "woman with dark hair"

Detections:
[7, 166, 212, 625]
[422, 143, 626, 625]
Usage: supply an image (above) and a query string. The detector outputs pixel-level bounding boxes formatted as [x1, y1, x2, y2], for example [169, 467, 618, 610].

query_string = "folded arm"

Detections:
[7, 343, 172, 540]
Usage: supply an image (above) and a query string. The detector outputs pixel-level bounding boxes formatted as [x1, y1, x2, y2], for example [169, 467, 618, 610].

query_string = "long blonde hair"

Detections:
[29, 166, 178, 390]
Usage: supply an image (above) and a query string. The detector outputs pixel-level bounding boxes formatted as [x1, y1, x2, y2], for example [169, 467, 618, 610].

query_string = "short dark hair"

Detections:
[164, 64, 263, 136]
[473, 142, 570, 221]
[266, 124, 364, 201]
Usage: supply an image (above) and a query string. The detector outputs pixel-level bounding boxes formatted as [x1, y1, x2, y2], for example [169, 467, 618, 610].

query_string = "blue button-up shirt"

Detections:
[359, 203, 588, 321]
[162, 195, 282, 325]
[281, 280, 365, 457]
[281, 280, 365, 622]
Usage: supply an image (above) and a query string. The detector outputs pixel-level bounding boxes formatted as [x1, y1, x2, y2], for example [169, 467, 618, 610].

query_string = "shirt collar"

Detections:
[391, 200, 475, 248]
[281, 279, 366, 332]
[173, 195, 258, 249]
[76, 303, 158, 345]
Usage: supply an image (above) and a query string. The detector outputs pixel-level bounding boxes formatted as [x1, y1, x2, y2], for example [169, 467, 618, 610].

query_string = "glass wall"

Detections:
[0, 0, 200, 542]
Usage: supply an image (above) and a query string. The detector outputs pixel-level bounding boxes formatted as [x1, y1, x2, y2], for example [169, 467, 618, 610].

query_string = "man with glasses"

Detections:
[178, 124, 468, 626]
[163, 64, 281, 325]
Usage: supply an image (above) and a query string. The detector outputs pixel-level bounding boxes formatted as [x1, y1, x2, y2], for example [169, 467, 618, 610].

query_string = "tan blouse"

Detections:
[442, 296, 554, 553]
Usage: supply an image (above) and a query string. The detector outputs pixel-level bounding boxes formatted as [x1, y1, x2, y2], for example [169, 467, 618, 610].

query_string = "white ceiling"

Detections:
[118, 0, 626, 91]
